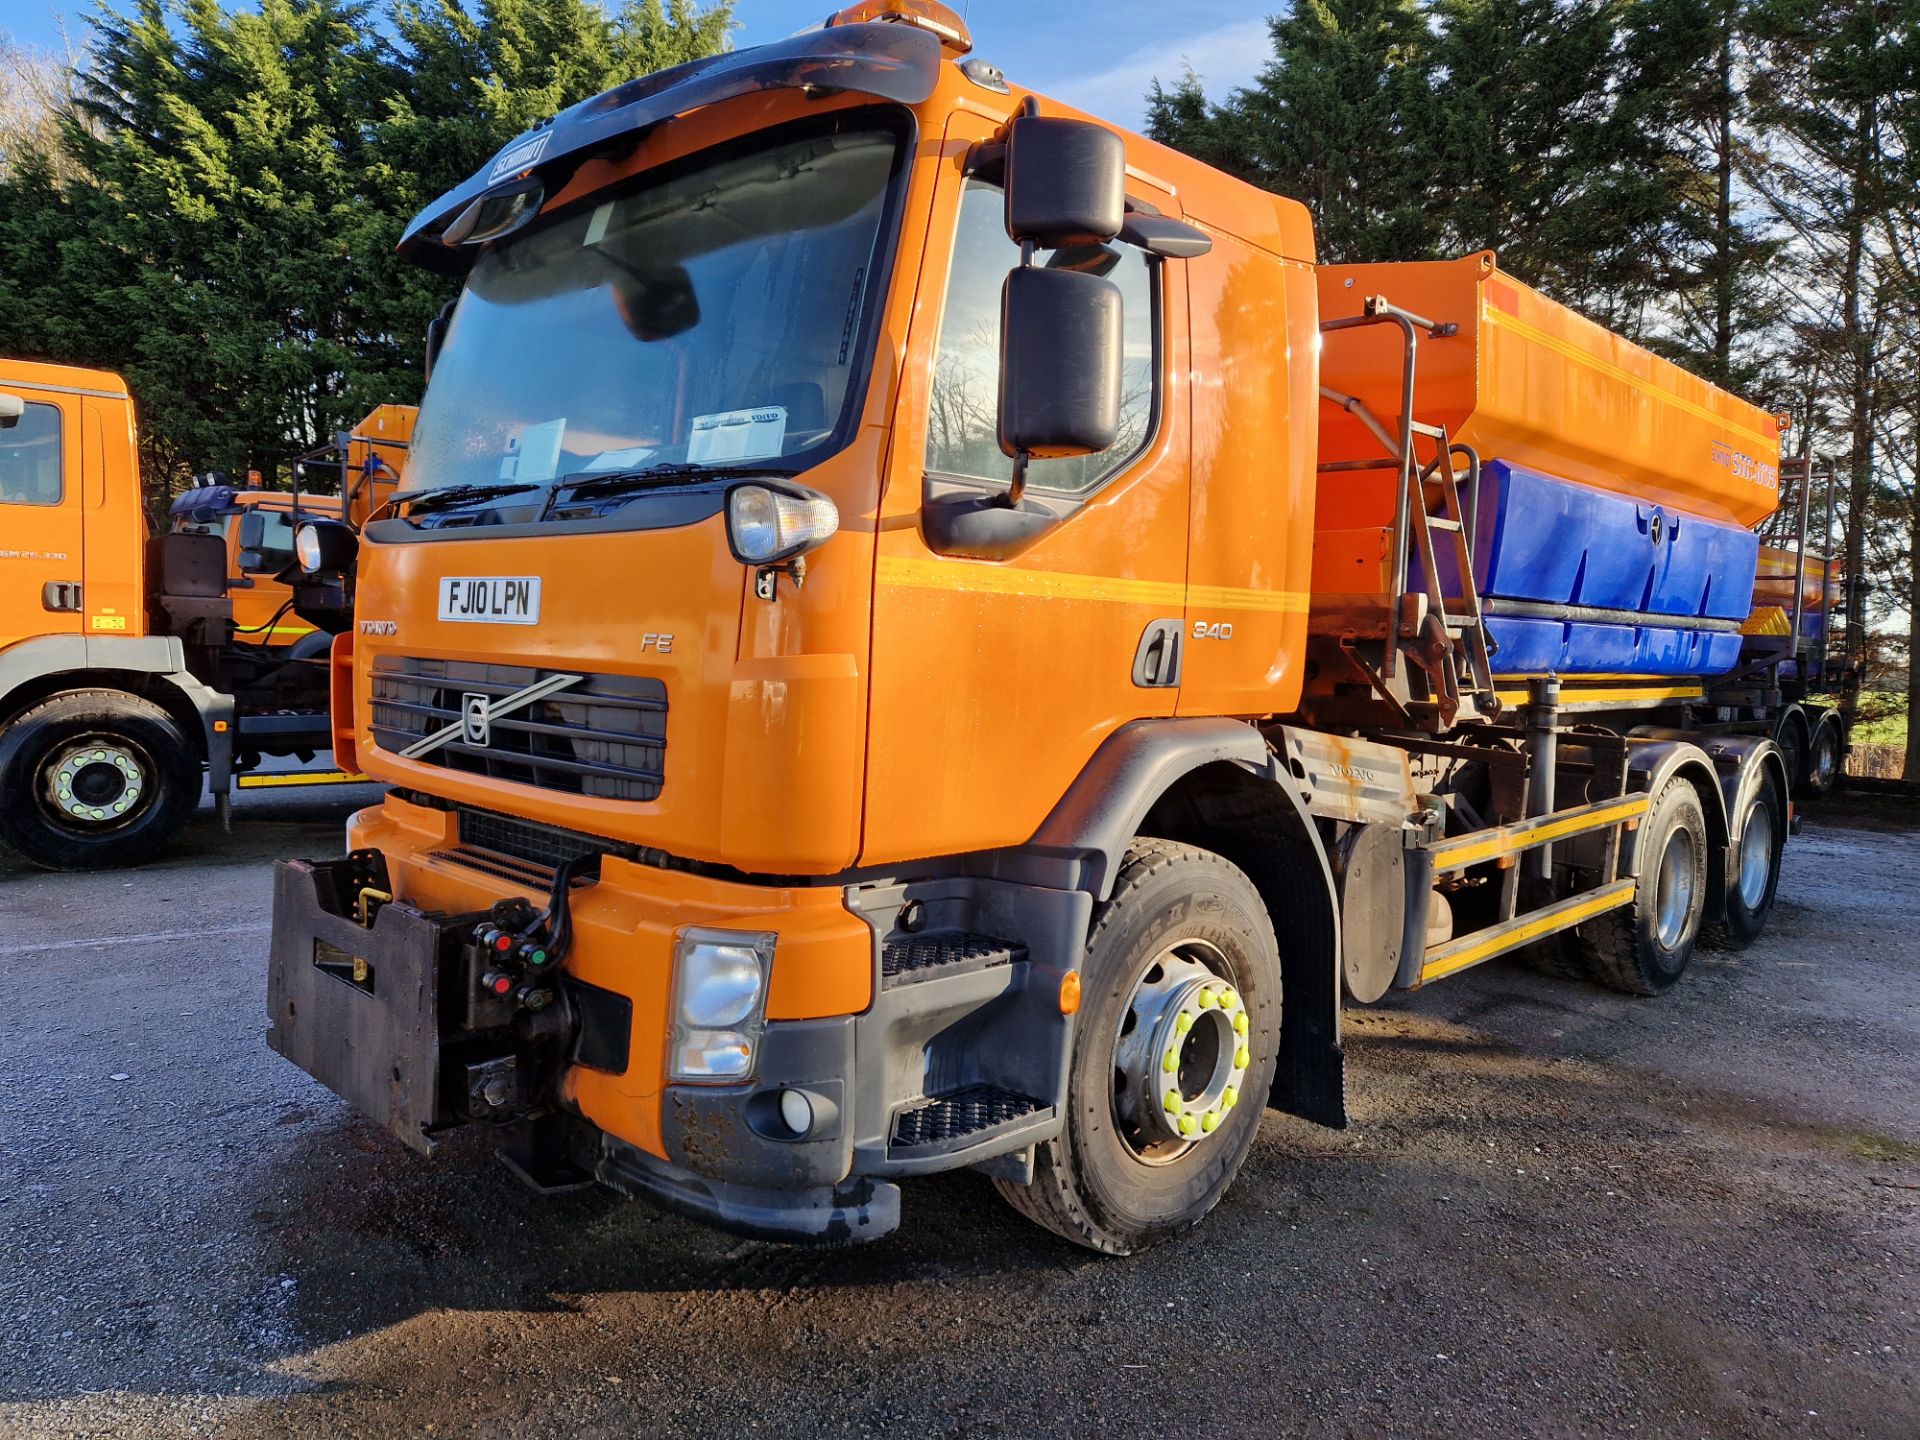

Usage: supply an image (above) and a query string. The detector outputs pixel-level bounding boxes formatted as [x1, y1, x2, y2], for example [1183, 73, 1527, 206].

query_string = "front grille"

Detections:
[370, 657, 665, 801]
[457, 809, 624, 870]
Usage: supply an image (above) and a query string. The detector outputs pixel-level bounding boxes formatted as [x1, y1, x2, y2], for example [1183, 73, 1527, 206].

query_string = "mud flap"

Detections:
[266, 857, 469, 1155]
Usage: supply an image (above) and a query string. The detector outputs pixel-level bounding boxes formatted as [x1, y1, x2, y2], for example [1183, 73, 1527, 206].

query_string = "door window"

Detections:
[925, 179, 1158, 495]
[0, 402, 63, 506]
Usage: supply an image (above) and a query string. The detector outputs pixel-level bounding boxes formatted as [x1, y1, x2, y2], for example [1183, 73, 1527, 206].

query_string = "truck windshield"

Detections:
[404, 116, 904, 499]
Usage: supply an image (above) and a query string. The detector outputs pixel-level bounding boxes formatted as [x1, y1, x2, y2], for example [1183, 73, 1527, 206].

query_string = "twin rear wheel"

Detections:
[1562, 768, 1785, 992]
[0, 690, 199, 869]
[995, 839, 1281, 1255]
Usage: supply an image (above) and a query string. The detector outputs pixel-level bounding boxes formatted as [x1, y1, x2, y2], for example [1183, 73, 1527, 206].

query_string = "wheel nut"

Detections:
[1202, 1111, 1220, 1133]
[1223, 1086, 1239, 1108]
[1233, 1012, 1249, 1036]
[1178, 1114, 1198, 1137]
[1234, 1045, 1251, 1069]
[1198, 989, 1218, 1009]
[1161, 1049, 1177, 1073]
[1163, 1089, 1180, 1113]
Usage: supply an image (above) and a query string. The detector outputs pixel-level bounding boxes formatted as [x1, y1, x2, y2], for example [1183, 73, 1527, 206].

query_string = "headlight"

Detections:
[725, 483, 838, 565]
[669, 928, 775, 1082]
[295, 521, 324, 572]
[295, 518, 358, 574]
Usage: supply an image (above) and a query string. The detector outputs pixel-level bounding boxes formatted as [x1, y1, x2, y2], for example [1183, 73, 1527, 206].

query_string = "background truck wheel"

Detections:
[994, 839, 1281, 1255]
[1562, 776, 1709, 996]
[0, 690, 200, 870]
[1702, 771, 1785, 951]
[1802, 720, 1842, 800]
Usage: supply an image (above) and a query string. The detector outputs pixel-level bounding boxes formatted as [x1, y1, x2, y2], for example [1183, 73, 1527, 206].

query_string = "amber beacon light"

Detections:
[826, 0, 973, 53]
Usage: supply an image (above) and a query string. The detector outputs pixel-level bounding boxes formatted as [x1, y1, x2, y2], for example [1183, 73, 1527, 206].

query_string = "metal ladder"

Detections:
[1318, 294, 1500, 727]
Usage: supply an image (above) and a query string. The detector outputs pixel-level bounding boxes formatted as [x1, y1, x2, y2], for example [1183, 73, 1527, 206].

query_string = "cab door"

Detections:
[0, 390, 83, 650]
[861, 111, 1192, 866]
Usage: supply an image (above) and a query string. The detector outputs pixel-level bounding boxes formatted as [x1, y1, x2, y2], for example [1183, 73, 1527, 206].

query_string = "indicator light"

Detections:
[482, 970, 513, 996]
[517, 941, 550, 968]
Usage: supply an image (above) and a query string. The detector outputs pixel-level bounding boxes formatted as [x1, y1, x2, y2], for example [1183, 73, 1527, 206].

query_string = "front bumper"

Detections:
[266, 822, 1082, 1245]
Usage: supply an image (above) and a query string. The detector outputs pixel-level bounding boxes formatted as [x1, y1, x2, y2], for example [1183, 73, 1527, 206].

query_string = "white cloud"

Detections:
[1041, 17, 1273, 129]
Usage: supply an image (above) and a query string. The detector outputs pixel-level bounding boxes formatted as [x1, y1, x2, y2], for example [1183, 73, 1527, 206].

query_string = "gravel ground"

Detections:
[0, 789, 1914, 1439]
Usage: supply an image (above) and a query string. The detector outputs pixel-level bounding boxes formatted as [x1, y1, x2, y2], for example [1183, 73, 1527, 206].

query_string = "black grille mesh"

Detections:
[370, 656, 665, 801]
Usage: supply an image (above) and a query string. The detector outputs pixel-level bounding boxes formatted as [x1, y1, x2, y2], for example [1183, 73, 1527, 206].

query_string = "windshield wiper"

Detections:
[391, 481, 546, 515]
[543, 462, 799, 513]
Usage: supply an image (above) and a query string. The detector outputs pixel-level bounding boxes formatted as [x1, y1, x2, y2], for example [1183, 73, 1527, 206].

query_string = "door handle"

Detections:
[42, 581, 83, 613]
[1132, 618, 1184, 688]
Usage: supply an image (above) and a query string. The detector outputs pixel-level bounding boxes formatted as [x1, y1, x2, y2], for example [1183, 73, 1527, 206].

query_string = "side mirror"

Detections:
[237, 510, 294, 574]
[0, 393, 22, 430]
[424, 299, 456, 383]
[998, 265, 1123, 469]
[424, 316, 447, 384]
[1003, 116, 1125, 249]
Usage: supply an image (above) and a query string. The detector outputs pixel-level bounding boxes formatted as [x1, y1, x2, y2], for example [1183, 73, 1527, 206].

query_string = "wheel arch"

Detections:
[1027, 719, 1347, 1129]
[0, 635, 224, 764]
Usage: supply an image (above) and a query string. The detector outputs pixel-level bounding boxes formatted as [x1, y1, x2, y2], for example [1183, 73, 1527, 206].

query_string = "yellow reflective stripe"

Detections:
[1185, 583, 1311, 614]
[1429, 796, 1649, 872]
[876, 555, 1310, 614]
[1421, 880, 1636, 983]
[1492, 683, 1705, 708]
[236, 771, 368, 788]
[1484, 308, 1779, 453]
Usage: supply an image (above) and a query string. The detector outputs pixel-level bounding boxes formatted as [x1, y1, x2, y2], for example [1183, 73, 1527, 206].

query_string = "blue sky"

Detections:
[0, 0, 1276, 128]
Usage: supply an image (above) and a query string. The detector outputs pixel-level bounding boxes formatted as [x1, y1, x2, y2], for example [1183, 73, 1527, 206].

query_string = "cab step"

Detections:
[881, 931, 1025, 989]
[890, 1084, 1049, 1159]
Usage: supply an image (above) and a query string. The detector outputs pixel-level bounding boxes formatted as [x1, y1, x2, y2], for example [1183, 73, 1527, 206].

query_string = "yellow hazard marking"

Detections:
[877, 554, 1310, 614]
[235, 771, 368, 788]
[1421, 880, 1637, 983]
[1741, 606, 1792, 636]
[1428, 796, 1651, 871]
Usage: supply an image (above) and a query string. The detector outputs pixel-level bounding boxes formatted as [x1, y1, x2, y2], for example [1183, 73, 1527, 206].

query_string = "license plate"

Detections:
[438, 576, 540, 625]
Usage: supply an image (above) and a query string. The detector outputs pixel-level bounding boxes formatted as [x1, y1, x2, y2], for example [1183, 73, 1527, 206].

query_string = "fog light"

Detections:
[778, 1087, 815, 1137]
[725, 482, 838, 565]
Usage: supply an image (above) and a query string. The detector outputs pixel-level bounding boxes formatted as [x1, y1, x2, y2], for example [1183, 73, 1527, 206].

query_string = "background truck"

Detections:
[267, 1, 1848, 1254]
[0, 360, 396, 868]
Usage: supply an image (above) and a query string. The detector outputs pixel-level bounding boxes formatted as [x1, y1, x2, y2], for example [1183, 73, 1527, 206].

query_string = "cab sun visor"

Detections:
[399, 21, 941, 274]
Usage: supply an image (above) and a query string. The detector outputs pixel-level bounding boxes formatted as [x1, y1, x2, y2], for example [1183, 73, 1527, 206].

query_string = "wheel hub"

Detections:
[1737, 799, 1773, 909]
[45, 742, 145, 825]
[1114, 942, 1251, 1159]
[1654, 827, 1696, 949]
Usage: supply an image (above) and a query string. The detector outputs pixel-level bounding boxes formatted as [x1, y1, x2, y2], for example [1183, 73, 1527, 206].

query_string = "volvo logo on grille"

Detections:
[397, 672, 582, 762]
[462, 692, 491, 747]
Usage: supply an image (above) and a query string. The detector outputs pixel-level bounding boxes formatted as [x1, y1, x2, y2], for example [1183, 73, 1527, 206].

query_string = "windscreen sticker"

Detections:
[583, 446, 657, 472]
[584, 202, 613, 247]
[513, 419, 567, 482]
[687, 406, 787, 464]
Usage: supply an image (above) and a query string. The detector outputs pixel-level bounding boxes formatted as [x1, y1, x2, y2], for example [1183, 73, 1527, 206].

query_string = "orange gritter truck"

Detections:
[266, 1, 1847, 1252]
[0, 363, 401, 868]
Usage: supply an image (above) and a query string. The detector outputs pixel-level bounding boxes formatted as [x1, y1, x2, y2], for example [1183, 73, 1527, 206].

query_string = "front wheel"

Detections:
[995, 839, 1281, 1254]
[0, 690, 200, 869]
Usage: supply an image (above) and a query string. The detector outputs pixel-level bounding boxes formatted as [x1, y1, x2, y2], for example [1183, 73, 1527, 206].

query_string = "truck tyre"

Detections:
[1563, 777, 1708, 995]
[1802, 720, 1842, 800]
[994, 839, 1281, 1254]
[0, 690, 200, 870]
[1702, 769, 1785, 952]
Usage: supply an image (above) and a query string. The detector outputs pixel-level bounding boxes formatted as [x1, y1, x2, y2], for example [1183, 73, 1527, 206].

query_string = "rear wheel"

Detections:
[0, 690, 200, 870]
[1803, 721, 1842, 800]
[994, 839, 1281, 1254]
[1562, 776, 1708, 995]
[1702, 770, 1784, 951]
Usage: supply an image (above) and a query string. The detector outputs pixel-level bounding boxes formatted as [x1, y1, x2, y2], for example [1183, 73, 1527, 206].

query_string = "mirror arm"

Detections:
[1004, 449, 1030, 508]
